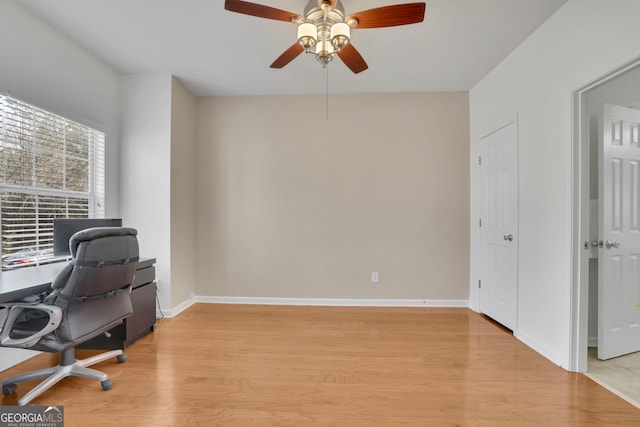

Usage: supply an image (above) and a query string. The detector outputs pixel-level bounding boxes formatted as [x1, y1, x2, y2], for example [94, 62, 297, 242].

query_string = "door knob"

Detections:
[503, 234, 514, 242]
[605, 240, 621, 249]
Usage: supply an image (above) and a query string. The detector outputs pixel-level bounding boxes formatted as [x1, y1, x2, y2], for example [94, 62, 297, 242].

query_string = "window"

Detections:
[0, 95, 105, 271]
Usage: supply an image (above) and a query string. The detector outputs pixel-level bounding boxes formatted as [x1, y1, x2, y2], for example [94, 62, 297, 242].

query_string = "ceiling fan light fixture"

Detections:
[330, 22, 350, 50]
[297, 22, 318, 49]
[224, 0, 426, 73]
[315, 39, 335, 65]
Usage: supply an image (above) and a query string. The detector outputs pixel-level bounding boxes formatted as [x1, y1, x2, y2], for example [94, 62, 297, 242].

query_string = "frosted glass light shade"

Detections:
[315, 38, 335, 55]
[297, 23, 317, 49]
[330, 22, 350, 50]
[314, 38, 335, 65]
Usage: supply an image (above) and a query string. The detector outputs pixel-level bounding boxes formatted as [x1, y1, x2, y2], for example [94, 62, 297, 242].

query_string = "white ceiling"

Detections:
[16, 0, 568, 97]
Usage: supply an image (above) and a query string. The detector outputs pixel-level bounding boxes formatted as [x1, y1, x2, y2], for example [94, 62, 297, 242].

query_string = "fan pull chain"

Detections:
[326, 62, 329, 121]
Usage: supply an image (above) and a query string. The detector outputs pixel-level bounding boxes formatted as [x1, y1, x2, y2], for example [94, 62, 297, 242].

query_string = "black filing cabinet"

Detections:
[80, 257, 156, 350]
[125, 258, 157, 346]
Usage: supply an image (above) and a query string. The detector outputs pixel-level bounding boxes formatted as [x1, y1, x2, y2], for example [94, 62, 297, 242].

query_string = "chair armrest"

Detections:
[0, 303, 62, 348]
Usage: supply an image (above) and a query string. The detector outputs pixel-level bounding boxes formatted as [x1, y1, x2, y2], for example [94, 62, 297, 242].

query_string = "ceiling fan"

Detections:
[224, 0, 426, 74]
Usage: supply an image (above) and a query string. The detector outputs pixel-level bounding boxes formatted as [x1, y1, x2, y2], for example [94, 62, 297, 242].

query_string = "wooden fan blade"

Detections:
[337, 44, 368, 74]
[347, 3, 426, 29]
[225, 0, 302, 23]
[270, 43, 305, 68]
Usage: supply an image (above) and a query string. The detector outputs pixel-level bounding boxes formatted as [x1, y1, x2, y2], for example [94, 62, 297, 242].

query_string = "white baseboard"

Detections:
[159, 296, 469, 318]
[515, 329, 565, 369]
[588, 335, 598, 347]
[157, 297, 195, 318]
[467, 300, 480, 313]
[192, 296, 469, 308]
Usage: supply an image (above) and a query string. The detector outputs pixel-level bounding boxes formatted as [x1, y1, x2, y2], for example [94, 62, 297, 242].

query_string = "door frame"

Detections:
[570, 56, 640, 372]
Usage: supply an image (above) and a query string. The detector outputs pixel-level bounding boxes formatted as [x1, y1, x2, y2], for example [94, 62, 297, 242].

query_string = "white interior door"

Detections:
[479, 121, 518, 330]
[598, 103, 640, 360]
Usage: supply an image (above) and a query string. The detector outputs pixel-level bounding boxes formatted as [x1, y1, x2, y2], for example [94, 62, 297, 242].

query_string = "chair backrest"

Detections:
[47, 227, 139, 343]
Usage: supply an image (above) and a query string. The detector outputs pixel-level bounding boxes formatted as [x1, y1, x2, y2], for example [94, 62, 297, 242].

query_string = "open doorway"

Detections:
[573, 59, 640, 407]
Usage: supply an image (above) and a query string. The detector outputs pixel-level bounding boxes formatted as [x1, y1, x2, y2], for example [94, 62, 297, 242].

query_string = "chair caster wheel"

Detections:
[101, 379, 114, 391]
[116, 354, 128, 363]
[2, 383, 17, 395]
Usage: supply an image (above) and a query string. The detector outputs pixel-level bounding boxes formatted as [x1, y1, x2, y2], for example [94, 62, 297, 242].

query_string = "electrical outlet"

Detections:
[371, 272, 379, 283]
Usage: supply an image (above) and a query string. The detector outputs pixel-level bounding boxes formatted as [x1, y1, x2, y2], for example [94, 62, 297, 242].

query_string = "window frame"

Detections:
[0, 95, 106, 272]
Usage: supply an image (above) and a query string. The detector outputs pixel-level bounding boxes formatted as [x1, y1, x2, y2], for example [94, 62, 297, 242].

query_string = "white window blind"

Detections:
[0, 95, 105, 271]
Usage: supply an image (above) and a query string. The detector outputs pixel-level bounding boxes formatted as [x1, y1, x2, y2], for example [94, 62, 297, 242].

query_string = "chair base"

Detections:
[1, 349, 126, 406]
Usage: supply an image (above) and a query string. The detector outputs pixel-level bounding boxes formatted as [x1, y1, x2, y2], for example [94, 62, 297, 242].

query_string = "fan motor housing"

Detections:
[304, 0, 346, 26]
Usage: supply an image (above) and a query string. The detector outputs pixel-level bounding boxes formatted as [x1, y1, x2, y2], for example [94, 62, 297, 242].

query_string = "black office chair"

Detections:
[0, 227, 139, 406]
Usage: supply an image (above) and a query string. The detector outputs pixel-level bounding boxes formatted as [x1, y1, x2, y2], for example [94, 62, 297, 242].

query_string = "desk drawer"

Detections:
[132, 266, 155, 289]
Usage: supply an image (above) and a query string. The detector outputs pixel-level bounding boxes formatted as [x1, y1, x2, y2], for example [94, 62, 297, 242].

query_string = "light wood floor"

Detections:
[2, 304, 640, 426]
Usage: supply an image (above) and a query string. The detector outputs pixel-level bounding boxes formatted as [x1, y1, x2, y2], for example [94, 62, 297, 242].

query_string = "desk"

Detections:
[0, 263, 65, 304]
[0, 258, 157, 349]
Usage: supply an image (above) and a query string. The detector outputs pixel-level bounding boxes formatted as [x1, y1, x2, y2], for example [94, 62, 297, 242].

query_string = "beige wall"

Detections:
[170, 76, 198, 307]
[196, 92, 469, 301]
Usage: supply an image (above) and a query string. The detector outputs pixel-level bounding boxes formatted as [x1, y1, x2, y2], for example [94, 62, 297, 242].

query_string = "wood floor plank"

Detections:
[1, 304, 639, 426]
